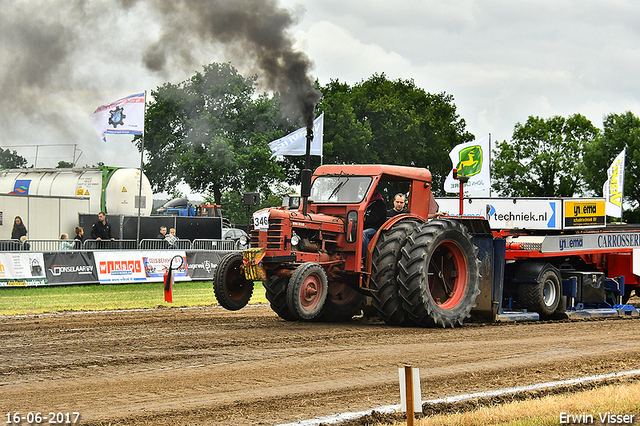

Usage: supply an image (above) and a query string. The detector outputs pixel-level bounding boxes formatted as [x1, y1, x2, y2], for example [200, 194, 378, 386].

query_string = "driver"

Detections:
[362, 192, 386, 257]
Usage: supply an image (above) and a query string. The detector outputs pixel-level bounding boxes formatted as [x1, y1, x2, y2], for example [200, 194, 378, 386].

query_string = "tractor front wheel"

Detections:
[286, 262, 328, 321]
[213, 252, 254, 311]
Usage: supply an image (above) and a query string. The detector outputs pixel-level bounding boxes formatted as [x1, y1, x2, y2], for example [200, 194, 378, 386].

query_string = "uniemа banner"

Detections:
[564, 199, 606, 228]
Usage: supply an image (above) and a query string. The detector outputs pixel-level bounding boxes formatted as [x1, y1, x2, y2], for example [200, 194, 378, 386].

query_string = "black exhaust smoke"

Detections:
[139, 0, 322, 125]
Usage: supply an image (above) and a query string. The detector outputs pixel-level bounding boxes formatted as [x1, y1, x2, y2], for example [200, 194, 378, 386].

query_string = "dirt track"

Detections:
[2, 304, 640, 425]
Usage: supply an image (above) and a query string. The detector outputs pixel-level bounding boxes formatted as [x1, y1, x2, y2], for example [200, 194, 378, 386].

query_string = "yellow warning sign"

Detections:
[122, 187, 127, 193]
[76, 189, 83, 196]
[85, 190, 89, 195]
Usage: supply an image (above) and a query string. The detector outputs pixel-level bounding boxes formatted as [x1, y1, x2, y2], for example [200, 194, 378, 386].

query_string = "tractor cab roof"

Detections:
[313, 164, 432, 183]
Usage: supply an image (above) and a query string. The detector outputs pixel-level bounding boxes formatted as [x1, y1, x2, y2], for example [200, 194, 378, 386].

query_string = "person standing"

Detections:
[11, 216, 27, 240]
[166, 228, 178, 249]
[74, 226, 85, 249]
[386, 193, 409, 218]
[90, 212, 114, 241]
[157, 226, 168, 240]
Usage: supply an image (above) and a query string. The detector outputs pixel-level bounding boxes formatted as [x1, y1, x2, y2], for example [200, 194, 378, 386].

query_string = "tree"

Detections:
[139, 63, 293, 204]
[583, 111, 640, 221]
[220, 183, 295, 226]
[491, 114, 599, 197]
[317, 74, 474, 195]
[56, 161, 73, 168]
[0, 148, 27, 169]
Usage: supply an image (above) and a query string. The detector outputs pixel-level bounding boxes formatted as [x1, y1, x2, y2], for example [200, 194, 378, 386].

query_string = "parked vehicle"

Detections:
[221, 227, 249, 250]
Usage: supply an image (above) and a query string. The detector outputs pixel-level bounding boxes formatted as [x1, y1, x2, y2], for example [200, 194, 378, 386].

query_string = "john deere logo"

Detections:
[456, 145, 483, 177]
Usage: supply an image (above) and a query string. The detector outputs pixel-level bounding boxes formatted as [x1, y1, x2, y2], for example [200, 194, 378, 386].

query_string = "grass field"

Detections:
[392, 380, 640, 426]
[0, 281, 267, 316]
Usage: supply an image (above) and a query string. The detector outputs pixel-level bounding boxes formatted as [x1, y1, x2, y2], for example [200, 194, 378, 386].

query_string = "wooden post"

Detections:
[405, 365, 414, 426]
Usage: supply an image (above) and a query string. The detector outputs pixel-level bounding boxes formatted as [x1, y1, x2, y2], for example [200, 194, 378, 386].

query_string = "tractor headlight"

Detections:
[239, 235, 249, 247]
[290, 232, 301, 247]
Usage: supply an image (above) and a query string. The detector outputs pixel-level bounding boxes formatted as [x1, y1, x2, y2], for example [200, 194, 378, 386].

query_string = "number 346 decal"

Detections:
[253, 210, 270, 231]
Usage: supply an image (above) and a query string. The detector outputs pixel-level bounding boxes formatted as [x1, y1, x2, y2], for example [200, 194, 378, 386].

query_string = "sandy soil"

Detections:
[1, 304, 640, 425]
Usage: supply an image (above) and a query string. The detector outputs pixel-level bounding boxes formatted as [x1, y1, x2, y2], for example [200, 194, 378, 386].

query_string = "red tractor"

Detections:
[213, 164, 487, 327]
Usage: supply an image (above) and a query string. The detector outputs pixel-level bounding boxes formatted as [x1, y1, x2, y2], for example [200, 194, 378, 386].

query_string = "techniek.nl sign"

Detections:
[435, 198, 561, 230]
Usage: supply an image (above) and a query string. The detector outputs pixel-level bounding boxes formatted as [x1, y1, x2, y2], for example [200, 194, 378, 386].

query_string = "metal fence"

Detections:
[0, 238, 240, 251]
[138, 239, 192, 250]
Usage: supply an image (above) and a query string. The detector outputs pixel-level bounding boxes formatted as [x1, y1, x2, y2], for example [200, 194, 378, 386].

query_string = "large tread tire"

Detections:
[213, 252, 254, 311]
[398, 219, 481, 328]
[318, 281, 366, 322]
[286, 262, 328, 321]
[518, 266, 561, 318]
[370, 219, 422, 326]
[263, 275, 296, 321]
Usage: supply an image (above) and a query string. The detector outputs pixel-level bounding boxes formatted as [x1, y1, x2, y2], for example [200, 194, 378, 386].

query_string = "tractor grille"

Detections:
[250, 217, 284, 250]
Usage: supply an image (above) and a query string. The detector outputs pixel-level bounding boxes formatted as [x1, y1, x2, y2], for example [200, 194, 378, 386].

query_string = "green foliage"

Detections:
[0, 147, 28, 169]
[56, 160, 74, 168]
[139, 62, 293, 204]
[316, 74, 474, 195]
[584, 111, 640, 210]
[220, 183, 295, 226]
[492, 114, 599, 197]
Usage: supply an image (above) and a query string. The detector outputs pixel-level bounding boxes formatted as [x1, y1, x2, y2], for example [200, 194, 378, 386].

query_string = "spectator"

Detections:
[157, 226, 168, 240]
[90, 212, 114, 241]
[386, 193, 409, 218]
[11, 216, 27, 240]
[59, 233, 74, 250]
[20, 236, 30, 251]
[362, 192, 386, 257]
[166, 228, 178, 249]
[74, 226, 85, 249]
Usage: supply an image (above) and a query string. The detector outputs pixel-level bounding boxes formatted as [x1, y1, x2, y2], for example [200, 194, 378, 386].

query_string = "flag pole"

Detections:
[136, 90, 147, 244]
[488, 133, 492, 197]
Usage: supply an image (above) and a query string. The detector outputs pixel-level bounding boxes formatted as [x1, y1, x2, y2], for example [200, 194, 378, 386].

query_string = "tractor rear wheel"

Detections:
[263, 275, 296, 321]
[370, 219, 421, 326]
[518, 265, 561, 318]
[213, 252, 254, 311]
[398, 219, 481, 328]
[287, 262, 328, 321]
[318, 281, 366, 322]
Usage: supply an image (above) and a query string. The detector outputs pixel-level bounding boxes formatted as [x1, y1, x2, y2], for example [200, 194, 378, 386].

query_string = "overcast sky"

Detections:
[1, 0, 639, 181]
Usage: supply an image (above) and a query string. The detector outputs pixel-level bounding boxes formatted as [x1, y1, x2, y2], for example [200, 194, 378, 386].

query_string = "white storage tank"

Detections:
[0, 166, 153, 215]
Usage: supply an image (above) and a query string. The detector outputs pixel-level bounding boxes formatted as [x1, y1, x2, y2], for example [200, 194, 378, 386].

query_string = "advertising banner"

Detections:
[0, 253, 48, 287]
[563, 199, 606, 229]
[94, 251, 147, 283]
[43, 252, 99, 286]
[436, 198, 562, 230]
[142, 251, 189, 282]
[186, 251, 234, 280]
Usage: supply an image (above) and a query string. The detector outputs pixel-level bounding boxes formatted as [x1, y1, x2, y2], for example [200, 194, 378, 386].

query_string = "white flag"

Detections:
[443, 136, 491, 196]
[91, 93, 145, 142]
[603, 148, 625, 218]
[269, 113, 323, 157]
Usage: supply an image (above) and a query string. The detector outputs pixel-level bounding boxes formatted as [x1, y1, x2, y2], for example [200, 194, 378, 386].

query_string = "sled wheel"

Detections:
[518, 265, 561, 318]
[370, 219, 422, 326]
[287, 262, 328, 321]
[213, 252, 254, 311]
[398, 219, 481, 328]
[264, 275, 296, 321]
[318, 281, 366, 322]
